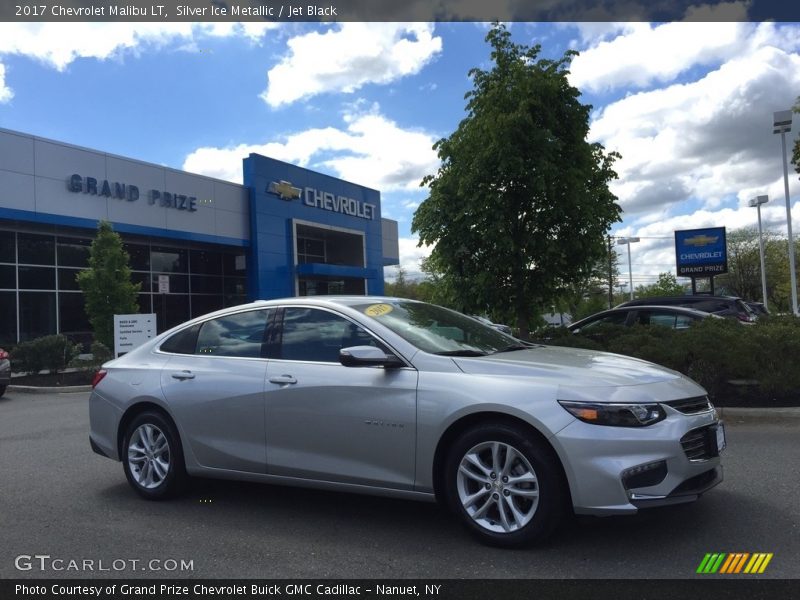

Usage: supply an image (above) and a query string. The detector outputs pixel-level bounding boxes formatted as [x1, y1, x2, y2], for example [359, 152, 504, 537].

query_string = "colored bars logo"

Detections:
[697, 553, 773, 574]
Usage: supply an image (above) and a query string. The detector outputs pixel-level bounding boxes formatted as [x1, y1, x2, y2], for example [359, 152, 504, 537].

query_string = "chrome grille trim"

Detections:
[665, 396, 713, 414]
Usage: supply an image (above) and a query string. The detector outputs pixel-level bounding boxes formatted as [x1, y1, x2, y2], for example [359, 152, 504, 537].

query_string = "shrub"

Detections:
[12, 335, 81, 375]
[69, 341, 114, 371]
[540, 316, 800, 405]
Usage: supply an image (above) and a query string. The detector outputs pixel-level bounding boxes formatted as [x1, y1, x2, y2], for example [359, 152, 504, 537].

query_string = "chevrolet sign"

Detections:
[675, 227, 728, 277]
[268, 180, 302, 201]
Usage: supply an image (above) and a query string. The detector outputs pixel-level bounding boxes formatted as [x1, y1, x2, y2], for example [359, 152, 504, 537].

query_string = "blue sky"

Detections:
[1, 20, 799, 288]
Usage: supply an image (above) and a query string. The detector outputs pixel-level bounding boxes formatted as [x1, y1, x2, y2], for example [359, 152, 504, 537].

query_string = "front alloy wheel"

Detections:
[444, 423, 564, 547]
[457, 441, 540, 533]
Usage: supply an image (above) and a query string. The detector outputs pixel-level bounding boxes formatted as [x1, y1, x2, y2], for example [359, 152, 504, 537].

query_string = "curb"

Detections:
[8, 385, 92, 394]
[718, 407, 800, 419]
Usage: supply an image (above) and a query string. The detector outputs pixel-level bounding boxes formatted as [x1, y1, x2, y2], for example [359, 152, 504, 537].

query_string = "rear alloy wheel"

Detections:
[122, 411, 187, 499]
[444, 423, 564, 547]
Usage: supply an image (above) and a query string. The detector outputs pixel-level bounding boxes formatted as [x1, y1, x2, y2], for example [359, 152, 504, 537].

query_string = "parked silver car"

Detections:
[89, 297, 724, 547]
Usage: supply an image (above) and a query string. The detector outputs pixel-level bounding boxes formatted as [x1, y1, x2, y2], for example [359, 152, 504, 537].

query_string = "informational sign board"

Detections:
[114, 313, 156, 358]
[674, 227, 728, 277]
[158, 274, 170, 294]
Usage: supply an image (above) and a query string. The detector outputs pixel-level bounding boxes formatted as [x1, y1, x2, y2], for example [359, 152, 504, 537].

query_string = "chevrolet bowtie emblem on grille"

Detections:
[684, 235, 719, 247]
[268, 180, 301, 201]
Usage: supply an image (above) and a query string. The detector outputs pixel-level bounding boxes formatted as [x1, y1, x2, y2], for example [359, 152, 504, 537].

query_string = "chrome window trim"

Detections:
[274, 304, 415, 369]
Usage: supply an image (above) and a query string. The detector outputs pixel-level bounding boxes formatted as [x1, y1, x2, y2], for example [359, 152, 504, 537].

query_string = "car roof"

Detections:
[568, 305, 712, 329]
[616, 295, 744, 307]
[236, 295, 423, 309]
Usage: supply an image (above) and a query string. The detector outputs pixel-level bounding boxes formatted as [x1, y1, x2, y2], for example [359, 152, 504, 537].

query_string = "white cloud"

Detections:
[182, 107, 439, 192]
[384, 236, 434, 281]
[590, 39, 800, 217]
[0, 23, 277, 70]
[0, 22, 278, 102]
[262, 23, 442, 107]
[570, 22, 753, 92]
[0, 63, 11, 103]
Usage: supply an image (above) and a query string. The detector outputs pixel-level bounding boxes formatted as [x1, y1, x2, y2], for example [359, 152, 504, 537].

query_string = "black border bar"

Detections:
[3, 579, 799, 600]
[3, 0, 800, 22]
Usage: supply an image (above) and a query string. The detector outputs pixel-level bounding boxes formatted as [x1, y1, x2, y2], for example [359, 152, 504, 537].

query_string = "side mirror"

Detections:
[339, 346, 404, 368]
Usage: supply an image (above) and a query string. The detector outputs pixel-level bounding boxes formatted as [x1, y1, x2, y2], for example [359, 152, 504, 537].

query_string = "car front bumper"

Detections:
[553, 409, 723, 516]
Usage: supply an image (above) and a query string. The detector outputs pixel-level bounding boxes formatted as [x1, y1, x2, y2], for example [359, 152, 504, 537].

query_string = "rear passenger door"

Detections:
[159, 308, 272, 473]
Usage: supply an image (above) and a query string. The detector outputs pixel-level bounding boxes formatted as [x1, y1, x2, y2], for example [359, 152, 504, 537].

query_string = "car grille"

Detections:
[681, 425, 719, 461]
[665, 396, 713, 414]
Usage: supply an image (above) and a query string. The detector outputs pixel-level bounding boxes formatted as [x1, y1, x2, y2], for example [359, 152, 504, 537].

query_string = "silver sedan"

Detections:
[89, 297, 724, 547]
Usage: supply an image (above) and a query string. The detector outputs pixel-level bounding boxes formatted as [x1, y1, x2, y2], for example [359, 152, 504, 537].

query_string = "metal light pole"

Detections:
[774, 110, 798, 316]
[749, 195, 769, 311]
[617, 237, 640, 301]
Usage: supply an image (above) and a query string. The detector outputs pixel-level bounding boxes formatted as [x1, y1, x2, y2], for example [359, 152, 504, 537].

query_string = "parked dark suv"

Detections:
[616, 295, 757, 323]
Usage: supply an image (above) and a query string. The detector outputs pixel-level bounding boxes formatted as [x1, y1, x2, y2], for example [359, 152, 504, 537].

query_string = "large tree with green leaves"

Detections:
[635, 272, 686, 298]
[412, 24, 622, 338]
[716, 226, 799, 312]
[77, 221, 140, 348]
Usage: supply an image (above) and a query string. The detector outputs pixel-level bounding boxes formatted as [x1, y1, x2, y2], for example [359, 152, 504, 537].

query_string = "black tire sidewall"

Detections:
[122, 411, 187, 500]
[443, 423, 564, 547]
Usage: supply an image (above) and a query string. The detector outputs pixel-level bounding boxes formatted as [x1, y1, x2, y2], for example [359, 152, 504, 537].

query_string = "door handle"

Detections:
[269, 375, 297, 385]
[171, 370, 195, 380]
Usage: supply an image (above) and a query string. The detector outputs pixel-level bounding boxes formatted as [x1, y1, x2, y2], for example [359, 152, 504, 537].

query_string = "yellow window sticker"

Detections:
[364, 303, 393, 317]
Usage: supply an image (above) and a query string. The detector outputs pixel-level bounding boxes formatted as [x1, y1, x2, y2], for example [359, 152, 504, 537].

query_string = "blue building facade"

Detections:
[244, 154, 392, 301]
[0, 128, 399, 343]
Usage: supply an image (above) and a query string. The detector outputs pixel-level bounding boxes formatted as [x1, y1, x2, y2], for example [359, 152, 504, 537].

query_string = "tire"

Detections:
[122, 411, 188, 500]
[443, 422, 565, 548]
[0, 384, 6, 398]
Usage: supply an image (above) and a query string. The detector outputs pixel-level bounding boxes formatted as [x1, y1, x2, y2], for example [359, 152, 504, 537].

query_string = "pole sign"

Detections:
[114, 313, 156, 358]
[674, 227, 728, 277]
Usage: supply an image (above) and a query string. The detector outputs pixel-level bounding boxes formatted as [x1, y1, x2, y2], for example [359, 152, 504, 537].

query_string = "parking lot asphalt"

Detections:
[1, 390, 798, 579]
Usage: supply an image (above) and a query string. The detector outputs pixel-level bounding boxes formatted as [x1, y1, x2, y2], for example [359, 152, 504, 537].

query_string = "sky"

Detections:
[1, 18, 799, 290]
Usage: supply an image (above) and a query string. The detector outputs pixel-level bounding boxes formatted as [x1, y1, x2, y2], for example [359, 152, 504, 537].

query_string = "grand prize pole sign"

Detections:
[674, 227, 728, 293]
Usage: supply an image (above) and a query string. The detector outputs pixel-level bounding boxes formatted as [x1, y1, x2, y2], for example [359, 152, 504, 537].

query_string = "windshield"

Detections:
[353, 301, 520, 355]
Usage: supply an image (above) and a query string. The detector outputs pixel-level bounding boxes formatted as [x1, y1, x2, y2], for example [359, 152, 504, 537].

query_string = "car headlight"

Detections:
[558, 400, 666, 427]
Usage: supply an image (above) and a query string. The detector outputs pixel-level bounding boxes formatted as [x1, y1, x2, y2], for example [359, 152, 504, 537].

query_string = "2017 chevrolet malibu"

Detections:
[89, 297, 725, 547]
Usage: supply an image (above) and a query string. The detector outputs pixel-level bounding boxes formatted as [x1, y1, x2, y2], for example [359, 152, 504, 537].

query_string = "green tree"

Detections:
[635, 272, 686, 298]
[715, 227, 799, 312]
[77, 221, 140, 348]
[412, 24, 621, 339]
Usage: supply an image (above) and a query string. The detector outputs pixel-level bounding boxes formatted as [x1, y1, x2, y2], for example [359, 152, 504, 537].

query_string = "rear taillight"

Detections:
[737, 313, 753, 323]
[91, 370, 107, 389]
[0, 349, 8, 360]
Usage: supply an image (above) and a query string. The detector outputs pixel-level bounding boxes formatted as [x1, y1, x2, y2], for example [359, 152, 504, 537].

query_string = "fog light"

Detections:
[621, 460, 668, 490]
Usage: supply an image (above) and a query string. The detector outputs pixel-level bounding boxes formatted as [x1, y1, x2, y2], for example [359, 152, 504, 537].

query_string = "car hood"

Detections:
[451, 345, 683, 388]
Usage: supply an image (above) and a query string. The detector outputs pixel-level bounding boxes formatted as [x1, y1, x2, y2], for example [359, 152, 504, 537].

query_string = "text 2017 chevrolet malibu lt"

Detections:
[89, 297, 724, 546]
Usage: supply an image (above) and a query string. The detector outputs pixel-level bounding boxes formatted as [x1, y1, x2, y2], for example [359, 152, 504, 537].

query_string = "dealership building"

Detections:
[0, 127, 399, 345]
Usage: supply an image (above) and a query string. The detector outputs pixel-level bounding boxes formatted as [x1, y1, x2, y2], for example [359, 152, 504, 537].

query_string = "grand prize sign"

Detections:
[674, 227, 728, 277]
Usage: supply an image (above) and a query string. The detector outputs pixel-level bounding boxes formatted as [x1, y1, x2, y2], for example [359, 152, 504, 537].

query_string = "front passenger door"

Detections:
[265, 307, 418, 490]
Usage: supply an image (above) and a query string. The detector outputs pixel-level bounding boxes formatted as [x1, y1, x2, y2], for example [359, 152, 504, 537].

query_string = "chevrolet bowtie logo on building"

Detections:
[696, 552, 774, 574]
[684, 234, 720, 247]
[268, 180, 301, 201]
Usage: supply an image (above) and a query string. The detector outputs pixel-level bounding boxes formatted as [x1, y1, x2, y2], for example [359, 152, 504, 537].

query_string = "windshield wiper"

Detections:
[435, 350, 489, 357]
